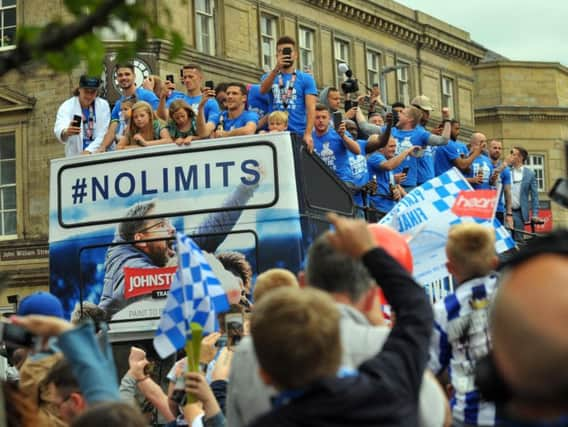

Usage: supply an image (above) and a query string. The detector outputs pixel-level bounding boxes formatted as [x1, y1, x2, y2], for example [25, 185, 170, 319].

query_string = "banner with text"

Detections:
[379, 168, 515, 285]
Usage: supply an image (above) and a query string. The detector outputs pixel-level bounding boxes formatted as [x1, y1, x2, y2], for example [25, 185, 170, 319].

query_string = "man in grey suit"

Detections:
[226, 234, 449, 427]
[508, 146, 540, 242]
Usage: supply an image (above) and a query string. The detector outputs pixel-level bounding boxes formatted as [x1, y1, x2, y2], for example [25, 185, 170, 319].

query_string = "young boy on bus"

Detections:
[267, 111, 288, 133]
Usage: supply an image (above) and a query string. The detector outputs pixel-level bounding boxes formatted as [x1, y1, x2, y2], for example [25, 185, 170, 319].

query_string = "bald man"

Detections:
[464, 133, 494, 189]
[485, 230, 568, 424]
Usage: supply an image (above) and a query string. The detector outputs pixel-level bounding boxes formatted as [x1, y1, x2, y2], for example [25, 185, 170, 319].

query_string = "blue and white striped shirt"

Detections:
[429, 273, 499, 426]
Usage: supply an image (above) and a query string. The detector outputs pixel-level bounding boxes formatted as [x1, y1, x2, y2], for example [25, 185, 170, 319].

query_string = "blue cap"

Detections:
[17, 292, 64, 318]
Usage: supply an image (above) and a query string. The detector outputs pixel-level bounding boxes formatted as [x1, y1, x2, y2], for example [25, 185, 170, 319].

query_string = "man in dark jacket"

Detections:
[248, 213, 434, 427]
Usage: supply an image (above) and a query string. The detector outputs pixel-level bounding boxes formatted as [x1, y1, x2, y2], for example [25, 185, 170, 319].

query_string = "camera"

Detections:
[0, 322, 35, 348]
[338, 63, 359, 94]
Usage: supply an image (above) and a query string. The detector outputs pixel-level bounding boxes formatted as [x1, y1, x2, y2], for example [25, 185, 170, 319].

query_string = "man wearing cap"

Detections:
[54, 75, 111, 156]
[17, 292, 67, 427]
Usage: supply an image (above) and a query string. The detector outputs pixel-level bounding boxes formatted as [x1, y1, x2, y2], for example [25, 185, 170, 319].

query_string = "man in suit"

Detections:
[508, 146, 539, 242]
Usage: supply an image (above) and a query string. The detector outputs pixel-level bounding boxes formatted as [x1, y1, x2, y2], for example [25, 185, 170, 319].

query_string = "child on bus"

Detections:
[266, 111, 288, 133]
[167, 100, 198, 146]
[117, 101, 172, 149]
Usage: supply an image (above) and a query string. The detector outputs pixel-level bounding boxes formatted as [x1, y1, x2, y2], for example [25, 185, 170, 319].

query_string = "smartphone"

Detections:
[226, 313, 244, 348]
[402, 167, 410, 175]
[0, 322, 35, 348]
[351, 101, 359, 108]
[166, 74, 174, 84]
[332, 111, 343, 130]
[344, 100, 353, 111]
[72, 114, 82, 127]
[205, 80, 214, 90]
[282, 47, 293, 67]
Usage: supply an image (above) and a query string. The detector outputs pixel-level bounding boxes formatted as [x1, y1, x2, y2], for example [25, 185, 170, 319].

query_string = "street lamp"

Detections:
[379, 64, 408, 106]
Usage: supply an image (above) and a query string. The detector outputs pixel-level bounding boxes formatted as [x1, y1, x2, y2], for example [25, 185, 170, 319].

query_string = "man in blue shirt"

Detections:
[434, 120, 482, 177]
[100, 64, 160, 152]
[391, 106, 451, 192]
[260, 35, 318, 151]
[464, 133, 494, 190]
[312, 104, 360, 183]
[158, 64, 220, 137]
[488, 139, 513, 228]
[211, 83, 259, 138]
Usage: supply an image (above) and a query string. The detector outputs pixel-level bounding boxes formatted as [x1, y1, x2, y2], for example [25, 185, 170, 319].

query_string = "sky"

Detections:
[395, 0, 568, 66]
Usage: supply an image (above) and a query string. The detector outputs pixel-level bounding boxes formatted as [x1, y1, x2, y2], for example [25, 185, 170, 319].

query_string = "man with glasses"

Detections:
[99, 177, 260, 318]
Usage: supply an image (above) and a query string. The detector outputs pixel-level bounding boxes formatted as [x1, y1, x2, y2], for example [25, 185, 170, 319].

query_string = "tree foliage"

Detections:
[0, 0, 185, 77]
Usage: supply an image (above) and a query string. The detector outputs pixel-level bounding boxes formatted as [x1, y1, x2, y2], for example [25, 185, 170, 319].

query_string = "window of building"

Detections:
[0, 0, 16, 50]
[526, 154, 546, 192]
[195, 0, 216, 55]
[442, 76, 455, 111]
[260, 14, 277, 71]
[298, 27, 315, 72]
[334, 38, 350, 89]
[366, 49, 381, 88]
[396, 60, 410, 105]
[0, 132, 16, 236]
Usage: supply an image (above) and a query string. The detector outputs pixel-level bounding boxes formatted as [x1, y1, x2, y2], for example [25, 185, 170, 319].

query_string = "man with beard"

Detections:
[99, 178, 260, 318]
[488, 139, 513, 228]
[100, 64, 160, 152]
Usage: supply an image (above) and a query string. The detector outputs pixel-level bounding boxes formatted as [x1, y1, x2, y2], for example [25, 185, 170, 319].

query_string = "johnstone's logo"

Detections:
[123, 266, 178, 299]
[451, 190, 498, 220]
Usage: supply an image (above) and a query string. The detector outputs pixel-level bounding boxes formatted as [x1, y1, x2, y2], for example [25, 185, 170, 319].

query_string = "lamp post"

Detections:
[379, 64, 409, 106]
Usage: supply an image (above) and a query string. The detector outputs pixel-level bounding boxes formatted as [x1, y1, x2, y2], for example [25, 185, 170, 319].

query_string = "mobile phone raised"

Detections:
[72, 115, 82, 127]
[332, 111, 343, 130]
[166, 74, 174, 84]
[205, 80, 215, 90]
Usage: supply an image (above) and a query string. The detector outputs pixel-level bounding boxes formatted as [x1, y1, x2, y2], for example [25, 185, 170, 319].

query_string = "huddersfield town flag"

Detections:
[153, 233, 230, 359]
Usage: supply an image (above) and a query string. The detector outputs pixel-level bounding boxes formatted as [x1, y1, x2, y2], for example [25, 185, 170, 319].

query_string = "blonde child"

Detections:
[117, 101, 172, 149]
[267, 111, 288, 133]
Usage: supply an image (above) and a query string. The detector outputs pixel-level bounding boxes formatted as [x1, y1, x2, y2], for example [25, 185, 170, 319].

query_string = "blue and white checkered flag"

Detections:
[153, 233, 230, 359]
[379, 168, 515, 286]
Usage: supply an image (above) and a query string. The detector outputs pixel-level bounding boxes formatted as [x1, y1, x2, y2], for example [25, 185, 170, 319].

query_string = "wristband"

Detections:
[506, 213, 513, 217]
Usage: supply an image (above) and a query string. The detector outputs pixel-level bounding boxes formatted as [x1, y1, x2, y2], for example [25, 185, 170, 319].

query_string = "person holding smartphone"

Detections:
[54, 75, 110, 156]
[311, 104, 361, 184]
[260, 35, 318, 152]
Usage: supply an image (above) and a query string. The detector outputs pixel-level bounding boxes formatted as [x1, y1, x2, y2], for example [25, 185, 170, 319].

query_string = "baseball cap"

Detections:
[79, 75, 101, 89]
[17, 291, 64, 318]
[411, 95, 433, 112]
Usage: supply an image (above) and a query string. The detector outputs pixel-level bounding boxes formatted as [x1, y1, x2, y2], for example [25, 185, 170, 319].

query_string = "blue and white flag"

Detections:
[153, 233, 230, 359]
[379, 168, 515, 286]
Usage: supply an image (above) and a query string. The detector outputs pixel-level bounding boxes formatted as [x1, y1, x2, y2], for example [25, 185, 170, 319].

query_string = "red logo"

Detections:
[452, 190, 498, 220]
[123, 266, 177, 299]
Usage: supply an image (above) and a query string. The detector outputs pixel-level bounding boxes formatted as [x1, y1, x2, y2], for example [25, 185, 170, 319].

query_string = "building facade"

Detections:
[0, 0, 484, 306]
[474, 60, 568, 230]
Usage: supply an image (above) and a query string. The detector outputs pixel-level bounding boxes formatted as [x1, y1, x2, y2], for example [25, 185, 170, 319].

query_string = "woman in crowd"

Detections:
[117, 101, 172, 149]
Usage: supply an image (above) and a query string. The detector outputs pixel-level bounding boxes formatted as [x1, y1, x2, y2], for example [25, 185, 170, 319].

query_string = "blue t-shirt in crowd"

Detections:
[261, 69, 317, 134]
[247, 84, 270, 129]
[390, 126, 430, 187]
[81, 107, 91, 150]
[166, 94, 220, 124]
[312, 129, 353, 182]
[219, 110, 259, 132]
[346, 139, 369, 206]
[492, 162, 512, 213]
[111, 87, 160, 120]
[434, 139, 469, 176]
[465, 154, 494, 189]
[415, 125, 436, 185]
[367, 152, 396, 214]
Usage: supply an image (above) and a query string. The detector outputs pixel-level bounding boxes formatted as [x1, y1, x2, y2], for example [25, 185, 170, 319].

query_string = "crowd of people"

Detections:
[53, 35, 540, 237]
[1, 216, 567, 427]
[5, 33, 557, 427]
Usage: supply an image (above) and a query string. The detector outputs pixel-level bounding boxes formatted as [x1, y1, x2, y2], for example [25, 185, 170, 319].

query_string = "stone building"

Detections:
[474, 59, 568, 229]
[0, 0, 485, 308]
